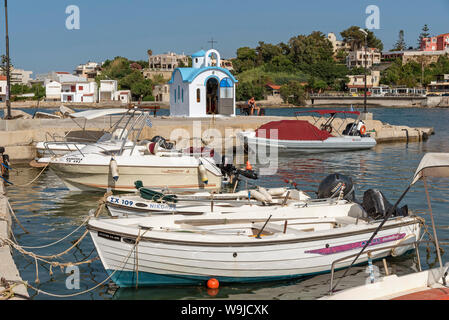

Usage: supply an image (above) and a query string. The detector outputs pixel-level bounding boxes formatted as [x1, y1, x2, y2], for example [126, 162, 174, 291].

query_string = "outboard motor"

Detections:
[362, 189, 408, 220]
[218, 155, 258, 181]
[151, 136, 174, 150]
[342, 122, 357, 136]
[317, 173, 355, 201]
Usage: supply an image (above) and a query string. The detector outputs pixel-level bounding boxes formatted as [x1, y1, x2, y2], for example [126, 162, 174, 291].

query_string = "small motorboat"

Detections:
[87, 173, 422, 287]
[238, 109, 376, 154]
[39, 108, 227, 192]
[320, 153, 449, 300]
[105, 185, 310, 217]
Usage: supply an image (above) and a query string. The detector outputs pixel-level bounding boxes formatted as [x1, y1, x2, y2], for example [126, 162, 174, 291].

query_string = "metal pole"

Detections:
[363, 35, 367, 114]
[423, 177, 443, 270]
[4, 0, 12, 119]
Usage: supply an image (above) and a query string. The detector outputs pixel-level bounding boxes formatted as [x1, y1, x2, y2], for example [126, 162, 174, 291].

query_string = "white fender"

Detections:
[198, 161, 209, 185]
[249, 190, 267, 203]
[110, 158, 119, 181]
[267, 188, 287, 196]
[257, 187, 273, 202]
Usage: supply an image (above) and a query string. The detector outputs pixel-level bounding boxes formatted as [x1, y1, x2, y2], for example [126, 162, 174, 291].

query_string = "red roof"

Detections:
[266, 83, 281, 90]
[56, 72, 70, 74]
[83, 93, 94, 96]
[255, 120, 333, 141]
[0, 75, 6, 80]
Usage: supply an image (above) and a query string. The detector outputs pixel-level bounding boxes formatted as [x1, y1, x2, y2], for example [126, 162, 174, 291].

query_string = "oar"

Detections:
[256, 214, 272, 239]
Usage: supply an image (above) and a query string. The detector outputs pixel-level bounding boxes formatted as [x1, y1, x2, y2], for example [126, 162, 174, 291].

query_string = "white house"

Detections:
[153, 83, 170, 102]
[168, 49, 237, 117]
[99, 80, 118, 101]
[99, 80, 131, 104]
[61, 81, 98, 103]
[45, 80, 62, 101]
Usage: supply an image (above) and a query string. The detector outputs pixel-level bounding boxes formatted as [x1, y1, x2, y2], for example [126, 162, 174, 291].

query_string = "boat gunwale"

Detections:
[87, 217, 420, 247]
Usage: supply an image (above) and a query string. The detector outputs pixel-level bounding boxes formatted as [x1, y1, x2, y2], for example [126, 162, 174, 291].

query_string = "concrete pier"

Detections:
[0, 115, 434, 161]
[0, 179, 29, 299]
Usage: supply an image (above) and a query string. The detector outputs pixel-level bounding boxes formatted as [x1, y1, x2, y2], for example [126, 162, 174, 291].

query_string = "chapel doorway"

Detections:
[206, 78, 218, 114]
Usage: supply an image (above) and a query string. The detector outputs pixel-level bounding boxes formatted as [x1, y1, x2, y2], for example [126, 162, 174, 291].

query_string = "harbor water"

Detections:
[4, 107, 449, 300]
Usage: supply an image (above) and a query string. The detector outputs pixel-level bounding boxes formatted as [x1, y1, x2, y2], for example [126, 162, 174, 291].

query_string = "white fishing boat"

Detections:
[35, 108, 130, 157]
[105, 186, 309, 217]
[320, 153, 449, 300]
[87, 173, 422, 287]
[238, 109, 376, 154]
[39, 108, 226, 192]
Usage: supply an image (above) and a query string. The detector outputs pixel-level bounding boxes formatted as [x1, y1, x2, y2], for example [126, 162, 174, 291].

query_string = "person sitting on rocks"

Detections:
[248, 97, 260, 116]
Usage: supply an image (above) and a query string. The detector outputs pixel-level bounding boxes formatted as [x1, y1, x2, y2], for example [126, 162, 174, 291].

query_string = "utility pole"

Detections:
[359, 28, 368, 114]
[4, 0, 12, 119]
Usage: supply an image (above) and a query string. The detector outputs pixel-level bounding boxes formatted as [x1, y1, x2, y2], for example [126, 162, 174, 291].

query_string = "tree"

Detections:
[392, 30, 406, 51]
[280, 81, 306, 105]
[256, 41, 282, 64]
[417, 24, 430, 49]
[340, 26, 383, 51]
[232, 47, 258, 73]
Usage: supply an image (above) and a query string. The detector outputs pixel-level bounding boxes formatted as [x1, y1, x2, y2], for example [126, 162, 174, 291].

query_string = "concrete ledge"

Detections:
[0, 115, 434, 161]
[0, 181, 29, 299]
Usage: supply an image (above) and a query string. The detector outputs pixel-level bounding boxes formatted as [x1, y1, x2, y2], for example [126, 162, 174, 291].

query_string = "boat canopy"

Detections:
[255, 120, 333, 141]
[411, 153, 449, 185]
[69, 108, 129, 120]
[295, 109, 361, 116]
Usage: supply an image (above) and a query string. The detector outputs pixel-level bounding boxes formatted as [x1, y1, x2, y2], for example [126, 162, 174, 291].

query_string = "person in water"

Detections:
[248, 97, 260, 116]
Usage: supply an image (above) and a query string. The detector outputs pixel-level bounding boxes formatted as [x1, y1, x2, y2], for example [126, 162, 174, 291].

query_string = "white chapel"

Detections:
[169, 49, 237, 117]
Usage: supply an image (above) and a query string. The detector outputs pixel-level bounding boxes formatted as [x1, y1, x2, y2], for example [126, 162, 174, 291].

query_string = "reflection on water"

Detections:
[5, 107, 449, 300]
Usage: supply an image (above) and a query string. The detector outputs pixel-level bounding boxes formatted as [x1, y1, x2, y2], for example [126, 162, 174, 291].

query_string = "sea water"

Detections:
[4, 107, 449, 300]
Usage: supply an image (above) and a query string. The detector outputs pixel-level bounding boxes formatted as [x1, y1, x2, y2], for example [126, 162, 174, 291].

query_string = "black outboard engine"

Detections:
[342, 122, 357, 136]
[151, 136, 174, 150]
[317, 173, 355, 201]
[218, 155, 258, 181]
[362, 189, 408, 220]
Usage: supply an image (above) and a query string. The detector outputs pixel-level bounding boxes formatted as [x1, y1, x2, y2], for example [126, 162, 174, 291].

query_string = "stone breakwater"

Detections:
[0, 179, 29, 299]
[0, 115, 434, 161]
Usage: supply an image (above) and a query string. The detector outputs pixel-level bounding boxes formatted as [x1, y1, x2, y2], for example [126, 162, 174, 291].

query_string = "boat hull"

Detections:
[239, 131, 377, 154]
[49, 157, 223, 192]
[88, 217, 421, 287]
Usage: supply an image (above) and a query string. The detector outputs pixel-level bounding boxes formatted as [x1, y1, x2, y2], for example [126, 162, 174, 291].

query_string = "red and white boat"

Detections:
[238, 109, 376, 154]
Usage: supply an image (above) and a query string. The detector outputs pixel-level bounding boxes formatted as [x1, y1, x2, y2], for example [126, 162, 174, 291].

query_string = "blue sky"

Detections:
[0, 0, 448, 75]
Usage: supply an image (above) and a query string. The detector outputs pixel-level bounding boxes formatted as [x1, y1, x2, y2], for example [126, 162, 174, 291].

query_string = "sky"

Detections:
[0, 0, 448, 75]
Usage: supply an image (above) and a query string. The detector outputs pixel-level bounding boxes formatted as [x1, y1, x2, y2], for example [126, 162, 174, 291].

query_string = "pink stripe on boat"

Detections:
[305, 233, 406, 255]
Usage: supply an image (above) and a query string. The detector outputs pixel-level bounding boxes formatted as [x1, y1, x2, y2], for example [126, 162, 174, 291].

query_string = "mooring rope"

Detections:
[12, 161, 51, 187]
[17, 216, 90, 249]
[2, 228, 148, 299]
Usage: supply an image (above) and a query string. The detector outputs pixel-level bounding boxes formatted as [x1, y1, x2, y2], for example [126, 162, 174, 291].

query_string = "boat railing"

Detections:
[327, 240, 422, 296]
[294, 111, 361, 137]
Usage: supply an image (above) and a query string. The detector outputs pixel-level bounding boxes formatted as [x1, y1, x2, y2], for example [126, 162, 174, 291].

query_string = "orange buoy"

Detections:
[246, 161, 252, 171]
[207, 278, 219, 289]
[360, 125, 367, 135]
